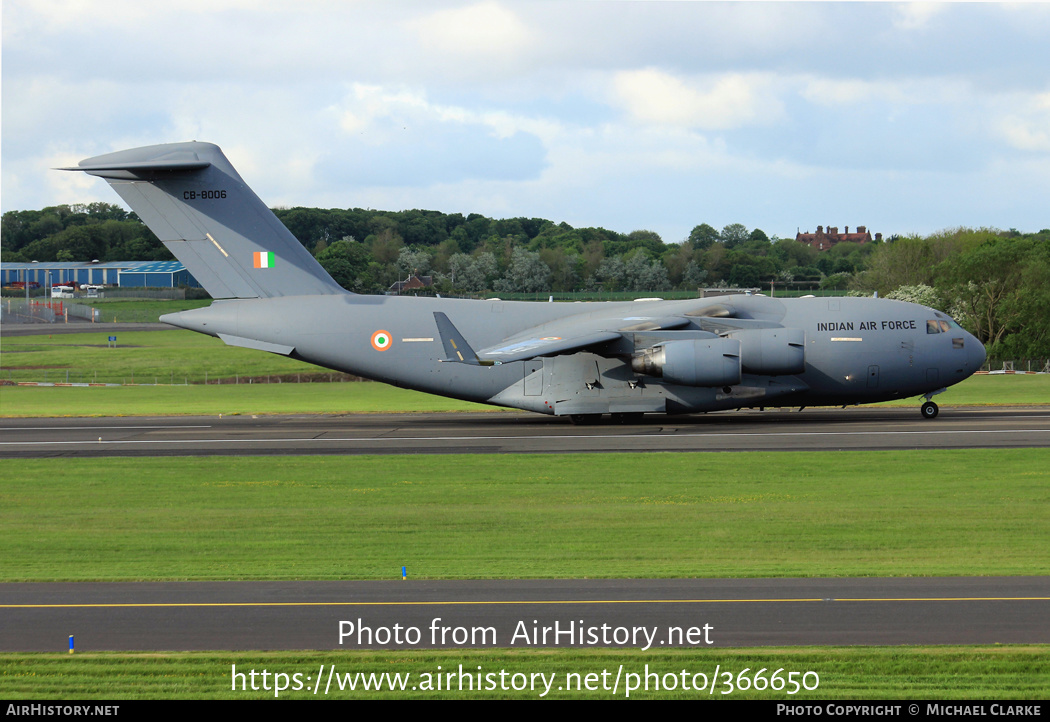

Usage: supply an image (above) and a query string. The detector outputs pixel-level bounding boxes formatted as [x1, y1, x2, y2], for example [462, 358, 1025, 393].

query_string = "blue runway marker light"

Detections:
[69, 635, 74, 654]
[402, 566, 406, 581]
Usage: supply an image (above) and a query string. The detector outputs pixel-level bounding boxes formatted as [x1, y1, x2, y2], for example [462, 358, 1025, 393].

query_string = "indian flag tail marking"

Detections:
[253, 251, 275, 269]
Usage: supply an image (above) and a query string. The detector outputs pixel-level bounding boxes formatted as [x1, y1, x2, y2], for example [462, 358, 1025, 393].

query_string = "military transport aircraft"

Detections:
[61, 142, 985, 422]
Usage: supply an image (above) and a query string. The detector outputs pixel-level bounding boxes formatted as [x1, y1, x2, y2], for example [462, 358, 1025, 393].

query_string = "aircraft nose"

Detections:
[969, 334, 987, 370]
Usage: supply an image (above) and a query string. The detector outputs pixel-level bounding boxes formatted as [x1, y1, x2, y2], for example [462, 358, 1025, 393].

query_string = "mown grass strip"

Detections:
[0, 382, 497, 416]
[2, 450, 1046, 581]
[1, 374, 1048, 418]
[870, 374, 1050, 407]
[1, 329, 323, 385]
[70, 299, 212, 324]
[1, 647, 1046, 699]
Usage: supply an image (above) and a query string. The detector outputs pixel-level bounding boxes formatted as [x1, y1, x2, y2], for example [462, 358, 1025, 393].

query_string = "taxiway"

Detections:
[3, 577, 1048, 651]
[2, 407, 1049, 458]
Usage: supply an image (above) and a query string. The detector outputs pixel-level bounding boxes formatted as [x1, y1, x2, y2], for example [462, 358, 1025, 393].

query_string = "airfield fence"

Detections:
[1, 300, 104, 324]
[68, 304, 170, 324]
[100, 288, 188, 300]
[1, 300, 61, 324]
[982, 358, 1050, 374]
[1, 368, 365, 386]
[67, 303, 103, 322]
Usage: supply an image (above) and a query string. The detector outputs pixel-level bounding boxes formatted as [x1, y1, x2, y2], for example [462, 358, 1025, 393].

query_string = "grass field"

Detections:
[0, 382, 496, 416]
[1, 329, 322, 385]
[1, 373, 1047, 418]
[2, 450, 1046, 581]
[2, 647, 1046, 699]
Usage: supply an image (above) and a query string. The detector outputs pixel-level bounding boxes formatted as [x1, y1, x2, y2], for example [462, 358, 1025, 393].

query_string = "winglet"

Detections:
[433, 312, 496, 366]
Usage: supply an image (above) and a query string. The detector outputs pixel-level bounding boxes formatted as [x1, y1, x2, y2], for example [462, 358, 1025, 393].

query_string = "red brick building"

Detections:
[796, 225, 882, 251]
[388, 274, 433, 293]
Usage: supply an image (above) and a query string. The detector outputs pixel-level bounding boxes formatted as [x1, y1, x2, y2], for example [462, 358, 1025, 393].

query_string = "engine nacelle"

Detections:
[727, 327, 806, 375]
[631, 338, 742, 387]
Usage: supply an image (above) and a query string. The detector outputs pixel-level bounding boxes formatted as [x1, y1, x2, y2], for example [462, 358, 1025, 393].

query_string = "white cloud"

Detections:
[996, 92, 1050, 153]
[333, 83, 562, 146]
[3, 1, 1049, 239]
[410, 2, 533, 59]
[611, 69, 781, 131]
[892, 2, 948, 31]
[798, 76, 970, 107]
[44, 151, 104, 200]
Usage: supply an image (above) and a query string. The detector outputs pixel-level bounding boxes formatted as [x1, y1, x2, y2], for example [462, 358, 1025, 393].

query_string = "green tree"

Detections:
[748, 228, 770, 244]
[316, 237, 370, 291]
[858, 228, 991, 294]
[624, 251, 669, 291]
[720, 223, 749, 249]
[448, 252, 497, 293]
[494, 248, 551, 293]
[539, 247, 581, 292]
[594, 257, 626, 291]
[396, 247, 433, 278]
[682, 260, 708, 289]
[687, 223, 719, 250]
[934, 237, 1050, 357]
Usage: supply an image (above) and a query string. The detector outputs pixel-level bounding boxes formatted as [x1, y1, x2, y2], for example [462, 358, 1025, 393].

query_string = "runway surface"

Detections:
[2, 406, 1049, 458]
[3, 577, 1048, 651]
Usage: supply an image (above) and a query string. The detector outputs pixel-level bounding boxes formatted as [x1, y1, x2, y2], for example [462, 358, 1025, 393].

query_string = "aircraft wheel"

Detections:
[920, 401, 939, 419]
[569, 414, 603, 425]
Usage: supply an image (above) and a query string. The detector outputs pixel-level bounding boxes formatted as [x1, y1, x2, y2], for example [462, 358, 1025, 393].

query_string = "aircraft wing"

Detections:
[470, 315, 693, 364]
[434, 297, 761, 365]
[475, 330, 624, 364]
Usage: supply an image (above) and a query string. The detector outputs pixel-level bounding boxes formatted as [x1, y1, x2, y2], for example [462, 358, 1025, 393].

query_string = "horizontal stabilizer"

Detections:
[57, 160, 211, 177]
[217, 333, 295, 356]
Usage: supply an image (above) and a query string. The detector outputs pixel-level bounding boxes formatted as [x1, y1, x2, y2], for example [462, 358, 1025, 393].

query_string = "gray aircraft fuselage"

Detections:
[163, 290, 985, 418]
[61, 141, 986, 420]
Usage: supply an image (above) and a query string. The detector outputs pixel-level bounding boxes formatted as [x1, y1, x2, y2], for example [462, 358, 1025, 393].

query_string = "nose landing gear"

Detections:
[921, 388, 946, 419]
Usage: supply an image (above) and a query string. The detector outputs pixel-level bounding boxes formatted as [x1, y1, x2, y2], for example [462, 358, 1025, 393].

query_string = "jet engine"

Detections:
[631, 338, 742, 387]
[727, 327, 806, 375]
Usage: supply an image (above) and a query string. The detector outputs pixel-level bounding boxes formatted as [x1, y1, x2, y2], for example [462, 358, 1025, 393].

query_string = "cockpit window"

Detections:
[929, 318, 963, 334]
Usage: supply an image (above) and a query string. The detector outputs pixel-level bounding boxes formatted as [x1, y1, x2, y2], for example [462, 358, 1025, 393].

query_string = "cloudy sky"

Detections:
[3, 1, 1049, 244]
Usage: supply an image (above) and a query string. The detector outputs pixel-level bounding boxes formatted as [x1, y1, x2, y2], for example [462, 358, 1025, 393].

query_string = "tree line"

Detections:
[1, 203, 871, 292]
[3, 204, 1047, 358]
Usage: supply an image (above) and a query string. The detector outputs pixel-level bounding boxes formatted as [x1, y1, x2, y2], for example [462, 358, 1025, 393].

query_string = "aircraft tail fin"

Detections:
[59, 142, 344, 299]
